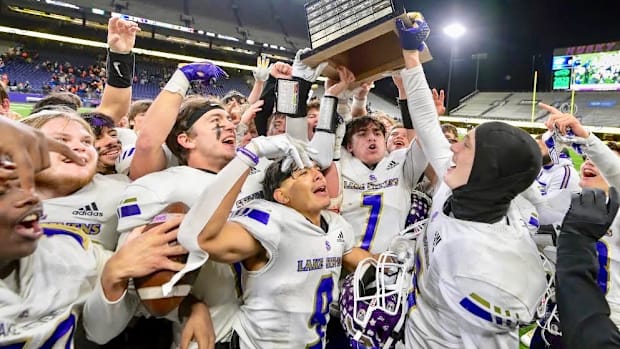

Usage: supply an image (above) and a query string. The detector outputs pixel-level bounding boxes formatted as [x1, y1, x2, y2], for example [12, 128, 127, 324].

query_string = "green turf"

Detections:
[10, 102, 94, 118]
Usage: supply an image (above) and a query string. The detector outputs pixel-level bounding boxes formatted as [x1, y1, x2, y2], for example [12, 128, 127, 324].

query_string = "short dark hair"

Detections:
[607, 141, 620, 154]
[81, 112, 115, 138]
[166, 96, 224, 165]
[262, 157, 299, 202]
[31, 92, 81, 114]
[0, 83, 8, 102]
[343, 116, 386, 148]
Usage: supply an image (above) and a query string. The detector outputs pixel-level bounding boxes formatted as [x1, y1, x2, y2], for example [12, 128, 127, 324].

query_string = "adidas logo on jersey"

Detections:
[386, 160, 399, 170]
[336, 231, 345, 244]
[72, 202, 103, 217]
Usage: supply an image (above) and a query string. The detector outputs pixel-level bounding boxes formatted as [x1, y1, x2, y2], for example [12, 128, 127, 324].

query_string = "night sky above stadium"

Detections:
[400, 0, 619, 107]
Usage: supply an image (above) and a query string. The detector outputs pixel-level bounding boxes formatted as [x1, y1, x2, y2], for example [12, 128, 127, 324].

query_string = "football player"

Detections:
[396, 16, 547, 348]
[174, 135, 375, 348]
[0, 118, 185, 348]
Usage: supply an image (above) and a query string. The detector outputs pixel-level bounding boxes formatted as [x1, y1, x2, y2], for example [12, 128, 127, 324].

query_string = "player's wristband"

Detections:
[106, 49, 135, 88]
[398, 99, 414, 129]
[315, 96, 339, 134]
[237, 147, 259, 167]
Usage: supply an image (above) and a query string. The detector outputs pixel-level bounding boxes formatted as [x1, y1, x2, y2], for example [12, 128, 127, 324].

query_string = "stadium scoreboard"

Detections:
[552, 41, 620, 91]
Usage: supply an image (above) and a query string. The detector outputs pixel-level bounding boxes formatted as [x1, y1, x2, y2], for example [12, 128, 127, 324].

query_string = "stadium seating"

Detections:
[449, 91, 620, 127]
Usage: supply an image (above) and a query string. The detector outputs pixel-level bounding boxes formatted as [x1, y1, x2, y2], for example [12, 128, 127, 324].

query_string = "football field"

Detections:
[11, 102, 95, 118]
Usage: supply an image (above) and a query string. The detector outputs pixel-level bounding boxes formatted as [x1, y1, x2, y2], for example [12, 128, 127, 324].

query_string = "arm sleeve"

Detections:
[556, 233, 620, 348]
[82, 279, 140, 344]
[254, 75, 277, 136]
[400, 65, 452, 178]
[584, 133, 620, 189]
[401, 139, 429, 189]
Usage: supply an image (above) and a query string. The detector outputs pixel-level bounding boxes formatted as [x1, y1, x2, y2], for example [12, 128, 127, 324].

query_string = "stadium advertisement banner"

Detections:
[552, 41, 620, 91]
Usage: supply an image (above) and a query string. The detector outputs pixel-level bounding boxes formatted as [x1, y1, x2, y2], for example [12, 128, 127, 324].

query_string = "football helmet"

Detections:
[534, 248, 563, 347]
[405, 189, 432, 228]
[339, 252, 412, 348]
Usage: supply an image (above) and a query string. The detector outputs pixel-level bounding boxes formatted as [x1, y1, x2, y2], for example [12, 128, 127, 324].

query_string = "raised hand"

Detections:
[0, 118, 84, 193]
[432, 88, 446, 116]
[560, 187, 619, 241]
[539, 102, 589, 138]
[292, 48, 327, 82]
[253, 55, 271, 82]
[270, 62, 293, 79]
[179, 62, 228, 83]
[326, 66, 355, 97]
[107, 16, 140, 53]
[243, 134, 316, 170]
[395, 12, 430, 51]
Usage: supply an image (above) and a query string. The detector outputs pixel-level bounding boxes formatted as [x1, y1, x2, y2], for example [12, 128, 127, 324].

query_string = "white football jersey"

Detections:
[229, 200, 355, 349]
[115, 143, 180, 175]
[535, 157, 581, 196]
[41, 174, 129, 251]
[115, 163, 266, 342]
[405, 184, 547, 349]
[0, 224, 109, 349]
[340, 143, 426, 253]
[117, 164, 266, 233]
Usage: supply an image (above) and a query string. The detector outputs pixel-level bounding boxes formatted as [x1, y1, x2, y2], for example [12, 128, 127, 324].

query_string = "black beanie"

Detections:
[445, 122, 542, 223]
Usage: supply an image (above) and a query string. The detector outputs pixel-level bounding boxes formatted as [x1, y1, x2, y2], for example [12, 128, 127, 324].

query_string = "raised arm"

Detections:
[397, 16, 452, 178]
[177, 135, 313, 264]
[95, 17, 139, 124]
[247, 56, 270, 104]
[540, 102, 620, 188]
[556, 188, 620, 348]
[129, 62, 227, 179]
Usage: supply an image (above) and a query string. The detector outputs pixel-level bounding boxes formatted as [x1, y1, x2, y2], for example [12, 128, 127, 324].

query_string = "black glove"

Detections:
[560, 187, 619, 241]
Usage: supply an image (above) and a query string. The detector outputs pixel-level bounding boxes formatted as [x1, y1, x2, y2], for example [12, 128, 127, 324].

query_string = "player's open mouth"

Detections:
[313, 185, 327, 194]
[582, 168, 597, 178]
[62, 155, 88, 164]
[222, 136, 235, 145]
[101, 146, 121, 157]
[15, 207, 43, 240]
[393, 140, 405, 146]
[368, 144, 377, 150]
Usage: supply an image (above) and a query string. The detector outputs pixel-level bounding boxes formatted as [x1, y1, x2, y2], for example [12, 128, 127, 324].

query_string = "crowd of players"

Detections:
[1, 13, 620, 349]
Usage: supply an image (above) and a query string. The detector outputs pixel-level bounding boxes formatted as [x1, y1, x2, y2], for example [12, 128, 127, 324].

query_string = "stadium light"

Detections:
[443, 23, 466, 39]
[444, 23, 466, 114]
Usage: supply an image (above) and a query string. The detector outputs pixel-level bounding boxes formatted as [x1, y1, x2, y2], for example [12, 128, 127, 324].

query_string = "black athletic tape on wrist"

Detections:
[106, 49, 135, 88]
[315, 96, 338, 134]
[398, 99, 413, 129]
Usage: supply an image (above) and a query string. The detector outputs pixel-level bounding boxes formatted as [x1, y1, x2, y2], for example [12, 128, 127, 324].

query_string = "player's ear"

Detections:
[177, 132, 195, 150]
[273, 188, 290, 205]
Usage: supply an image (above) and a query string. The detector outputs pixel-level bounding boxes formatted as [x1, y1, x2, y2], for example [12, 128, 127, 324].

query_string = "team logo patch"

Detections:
[325, 240, 331, 251]
[369, 173, 377, 182]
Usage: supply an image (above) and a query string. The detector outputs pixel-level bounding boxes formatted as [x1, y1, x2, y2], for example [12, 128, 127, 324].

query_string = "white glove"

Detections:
[243, 134, 316, 170]
[292, 48, 327, 82]
[252, 55, 271, 82]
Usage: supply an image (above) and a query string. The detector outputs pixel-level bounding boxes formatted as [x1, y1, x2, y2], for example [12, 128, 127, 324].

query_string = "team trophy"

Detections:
[301, 0, 432, 83]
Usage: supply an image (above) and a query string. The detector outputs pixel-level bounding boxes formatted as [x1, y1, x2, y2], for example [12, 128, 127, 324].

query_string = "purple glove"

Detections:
[179, 62, 228, 82]
[165, 62, 228, 96]
[395, 18, 430, 51]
